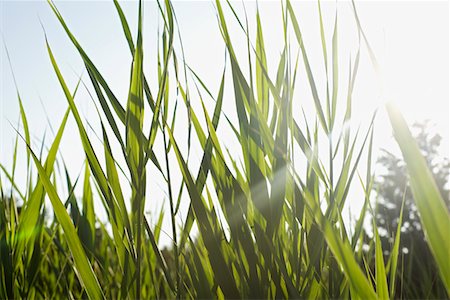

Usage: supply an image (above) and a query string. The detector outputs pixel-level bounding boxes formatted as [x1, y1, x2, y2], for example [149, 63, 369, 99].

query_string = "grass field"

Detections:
[1, 0, 449, 299]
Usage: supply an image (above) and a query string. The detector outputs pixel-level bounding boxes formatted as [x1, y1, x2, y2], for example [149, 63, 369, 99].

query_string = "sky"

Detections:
[1, 0, 449, 245]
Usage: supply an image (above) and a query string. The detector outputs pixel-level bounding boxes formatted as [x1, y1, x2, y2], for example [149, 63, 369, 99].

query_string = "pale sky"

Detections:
[1, 0, 449, 245]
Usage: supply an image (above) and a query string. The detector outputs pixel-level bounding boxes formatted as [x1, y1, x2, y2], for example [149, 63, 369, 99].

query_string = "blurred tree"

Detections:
[372, 121, 450, 298]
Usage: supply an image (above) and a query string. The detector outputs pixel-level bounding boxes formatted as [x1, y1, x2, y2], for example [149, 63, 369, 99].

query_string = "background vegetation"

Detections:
[1, 0, 449, 299]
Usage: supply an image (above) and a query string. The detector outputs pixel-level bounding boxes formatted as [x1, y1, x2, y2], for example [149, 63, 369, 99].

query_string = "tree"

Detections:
[373, 121, 450, 299]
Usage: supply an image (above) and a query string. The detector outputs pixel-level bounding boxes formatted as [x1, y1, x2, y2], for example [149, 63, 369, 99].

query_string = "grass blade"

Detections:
[387, 102, 450, 295]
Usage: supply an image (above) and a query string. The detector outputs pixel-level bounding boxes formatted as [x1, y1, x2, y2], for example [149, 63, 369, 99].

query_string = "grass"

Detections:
[1, 0, 449, 299]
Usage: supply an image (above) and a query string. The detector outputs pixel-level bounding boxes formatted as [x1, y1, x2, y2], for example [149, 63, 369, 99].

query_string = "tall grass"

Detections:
[1, 0, 449, 299]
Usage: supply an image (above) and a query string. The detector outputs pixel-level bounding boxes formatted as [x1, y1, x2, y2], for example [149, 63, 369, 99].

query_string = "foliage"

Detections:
[0, 0, 449, 299]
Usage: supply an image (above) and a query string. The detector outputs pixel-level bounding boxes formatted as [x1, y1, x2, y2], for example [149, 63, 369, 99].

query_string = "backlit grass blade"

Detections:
[255, 7, 269, 120]
[123, 2, 147, 296]
[166, 123, 240, 298]
[24, 142, 103, 299]
[387, 102, 450, 295]
[143, 216, 176, 292]
[3, 42, 31, 169]
[113, 0, 156, 111]
[17, 96, 31, 170]
[45, 37, 134, 283]
[302, 189, 377, 299]
[287, 0, 328, 133]
[100, 123, 131, 235]
[81, 161, 95, 254]
[178, 69, 225, 251]
[48, 0, 126, 123]
[317, 0, 331, 130]
[125, 0, 144, 177]
[46, 40, 108, 205]
[0, 165, 25, 202]
[14, 107, 70, 265]
[113, 0, 134, 53]
[351, 0, 380, 75]
[331, 13, 338, 128]
[335, 114, 376, 214]
[373, 215, 389, 299]
[388, 192, 405, 299]
[145, 0, 174, 151]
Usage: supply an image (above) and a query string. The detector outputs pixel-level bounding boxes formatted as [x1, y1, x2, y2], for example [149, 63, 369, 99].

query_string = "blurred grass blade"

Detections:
[287, 0, 327, 133]
[387, 102, 450, 295]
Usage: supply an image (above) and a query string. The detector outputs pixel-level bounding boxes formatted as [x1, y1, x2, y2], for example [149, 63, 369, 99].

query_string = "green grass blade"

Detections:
[166, 123, 240, 298]
[373, 216, 389, 299]
[388, 192, 405, 299]
[387, 102, 450, 295]
[302, 189, 377, 299]
[178, 70, 225, 251]
[14, 108, 70, 263]
[287, 0, 327, 133]
[24, 144, 103, 299]
[255, 8, 269, 120]
[331, 13, 338, 128]
[48, 0, 126, 123]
